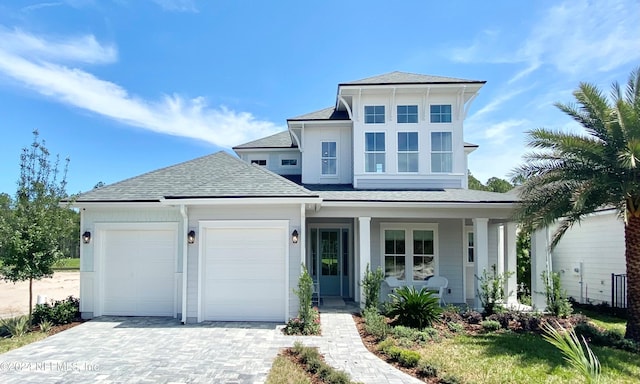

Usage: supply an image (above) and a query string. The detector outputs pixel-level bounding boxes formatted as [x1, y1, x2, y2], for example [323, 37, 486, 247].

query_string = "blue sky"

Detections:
[0, 0, 638, 195]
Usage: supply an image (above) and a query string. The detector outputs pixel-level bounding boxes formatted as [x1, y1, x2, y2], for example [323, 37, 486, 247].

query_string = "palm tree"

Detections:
[512, 67, 640, 342]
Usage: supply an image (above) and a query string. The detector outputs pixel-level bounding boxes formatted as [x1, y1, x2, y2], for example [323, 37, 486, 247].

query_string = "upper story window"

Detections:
[397, 132, 418, 173]
[321, 141, 337, 175]
[364, 105, 385, 124]
[397, 105, 418, 123]
[365, 132, 385, 173]
[251, 159, 267, 166]
[430, 104, 452, 123]
[281, 159, 297, 166]
[431, 132, 452, 173]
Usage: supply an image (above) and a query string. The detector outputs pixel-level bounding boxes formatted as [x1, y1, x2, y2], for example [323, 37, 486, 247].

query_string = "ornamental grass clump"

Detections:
[387, 286, 442, 329]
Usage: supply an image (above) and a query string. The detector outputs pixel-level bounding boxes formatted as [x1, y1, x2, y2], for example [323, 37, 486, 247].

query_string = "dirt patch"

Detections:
[0, 272, 79, 318]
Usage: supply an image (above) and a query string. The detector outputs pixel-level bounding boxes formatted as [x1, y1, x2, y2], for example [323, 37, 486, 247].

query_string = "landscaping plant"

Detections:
[542, 321, 601, 384]
[360, 263, 384, 310]
[387, 286, 442, 329]
[32, 296, 80, 325]
[0, 315, 30, 338]
[476, 264, 513, 316]
[542, 270, 573, 317]
[284, 267, 320, 335]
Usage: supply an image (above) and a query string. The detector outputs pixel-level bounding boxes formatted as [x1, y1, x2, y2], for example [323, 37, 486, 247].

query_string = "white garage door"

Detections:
[202, 221, 287, 322]
[101, 226, 176, 316]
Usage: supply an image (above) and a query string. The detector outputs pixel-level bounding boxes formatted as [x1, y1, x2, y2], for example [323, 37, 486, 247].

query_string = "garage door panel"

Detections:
[203, 224, 287, 322]
[102, 227, 176, 317]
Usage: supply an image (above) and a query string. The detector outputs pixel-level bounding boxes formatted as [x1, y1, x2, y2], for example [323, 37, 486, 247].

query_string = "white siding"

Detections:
[552, 211, 625, 304]
[239, 150, 302, 176]
[301, 124, 353, 184]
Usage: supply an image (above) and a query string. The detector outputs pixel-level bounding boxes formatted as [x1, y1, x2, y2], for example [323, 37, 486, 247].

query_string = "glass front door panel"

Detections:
[319, 229, 341, 296]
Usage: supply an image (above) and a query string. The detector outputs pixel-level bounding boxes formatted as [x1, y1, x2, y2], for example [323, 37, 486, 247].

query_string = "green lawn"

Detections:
[575, 308, 627, 334]
[52, 258, 80, 270]
[0, 332, 48, 354]
[265, 354, 311, 384]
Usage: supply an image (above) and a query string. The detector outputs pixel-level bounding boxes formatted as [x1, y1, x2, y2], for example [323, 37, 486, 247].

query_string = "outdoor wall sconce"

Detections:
[82, 231, 91, 244]
[291, 230, 299, 244]
[187, 230, 196, 244]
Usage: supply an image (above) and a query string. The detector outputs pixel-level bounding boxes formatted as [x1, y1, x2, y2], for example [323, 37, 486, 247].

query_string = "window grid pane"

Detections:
[365, 132, 385, 172]
[365, 105, 385, 124]
[384, 230, 406, 280]
[397, 105, 418, 124]
[431, 132, 452, 173]
[321, 141, 337, 175]
[398, 132, 418, 172]
[430, 104, 452, 123]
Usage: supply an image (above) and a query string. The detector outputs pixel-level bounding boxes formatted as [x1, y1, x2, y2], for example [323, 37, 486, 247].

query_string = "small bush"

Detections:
[387, 286, 442, 329]
[574, 322, 640, 353]
[0, 315, 30, 338]
[39, 320, 53, 334]
[481, 320, 501, 332]
[461, 309, 483, 324]
[325, 370, 351, 384]
[477, 265, 513, 316]
[447, 321, 464, 333]
[386, 345, 402, 360]
[289, 343, 355, 384]
[361, 264, 385, 310]
[542, 271, 573, 317]
[397, 349, 421, 368]
[363, 306, 390, 340]
[285, 268, 321, 335]
[440, 374, 463, 384]
[32, 296, 79, 325]
[377, 338, 396, 354]
[417, 360, 439, 377]
[292, 340, 305, 355]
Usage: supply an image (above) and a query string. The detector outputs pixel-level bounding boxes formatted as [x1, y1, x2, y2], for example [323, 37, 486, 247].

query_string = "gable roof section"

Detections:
[74, 151, 317, 202]
[233, 130, 296, 149]
[288, 106, 350, 121]
[340, 71, 486, 86]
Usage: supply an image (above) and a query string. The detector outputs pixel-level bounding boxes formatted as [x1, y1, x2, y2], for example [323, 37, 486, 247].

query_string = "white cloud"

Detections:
[470, 87, 532, 120]
[0, 28, 282, 148]
[21, 2, 64, 12]
[151, 0, 197, 12]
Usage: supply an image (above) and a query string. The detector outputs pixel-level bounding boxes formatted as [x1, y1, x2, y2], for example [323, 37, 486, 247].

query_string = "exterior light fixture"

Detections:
[82, 231, 91, 244]
[187, 230, 196, 244]
[291, 229, 299, 244]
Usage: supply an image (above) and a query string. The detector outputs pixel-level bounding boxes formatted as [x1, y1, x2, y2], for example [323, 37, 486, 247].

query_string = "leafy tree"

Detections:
[512, 67, 640, 342]
[468, 170, 487, 191]
[485, 177, 513, 193]
[0, 131, 71, 321]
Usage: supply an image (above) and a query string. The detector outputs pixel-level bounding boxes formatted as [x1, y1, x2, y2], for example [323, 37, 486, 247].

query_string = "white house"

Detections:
[71, 71, 520, 323]
[550, 209, 626, 306]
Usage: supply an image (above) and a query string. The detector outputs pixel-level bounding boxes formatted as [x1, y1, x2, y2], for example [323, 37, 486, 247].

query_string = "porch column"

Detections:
[473, 218, 489, 310]
[300, 204, 306, 266]
[531, 227, 551, 310]
[358, 217, 371, 308]
[504, 222, 518, 304]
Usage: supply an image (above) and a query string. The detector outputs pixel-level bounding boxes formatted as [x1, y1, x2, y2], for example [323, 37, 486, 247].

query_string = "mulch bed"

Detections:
[32, 320, 85, 336]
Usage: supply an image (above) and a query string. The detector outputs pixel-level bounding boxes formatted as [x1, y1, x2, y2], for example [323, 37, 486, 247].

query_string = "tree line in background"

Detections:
[0, 130, 79, 321]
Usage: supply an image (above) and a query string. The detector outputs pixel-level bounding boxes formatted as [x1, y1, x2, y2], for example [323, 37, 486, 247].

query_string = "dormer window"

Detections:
[430, 105, 452, 123]
[397, 105, 418, 123]
[364, 106, 385, 124]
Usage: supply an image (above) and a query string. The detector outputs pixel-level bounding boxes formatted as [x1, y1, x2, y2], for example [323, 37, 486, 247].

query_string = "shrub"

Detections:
[461, 309, 483, 324]
[32, 296, 79, 325]
[284, 268, 320, 335]
[387, 286, 442, 329]
[361, 264, 385, 310]
[363, 306, 389, 340]
[440, 374, 463, 384]
[0, 315, 30, 338]
[476, 265, 513, 316]
[392, 325, 438, 345]
[542, 321, 600, 384]
[325, 370, 351, 384]
[397, 349, 421, 368]
[481, 320, 501, 332]
[39, 319, 53, 334]
[542, 271, 573, 317]
[447, 321, 464, 333]
[417, 360, 439, 377]
[377, 338, 396, 354]
[574, 322, 640, 353]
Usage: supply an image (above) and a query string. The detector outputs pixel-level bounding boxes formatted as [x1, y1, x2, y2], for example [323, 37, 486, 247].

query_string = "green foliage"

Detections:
[387, 286, 442, 329]
[542, 321, 601, 383]
[362, 306, 389, 340]
[392, 325, 438, 345]
[377, 338, 396, 354]
[481, 320, 501, 332]
[32, 296, 80, 325]
[289, 342, 354, 384]
[0, 131, 75, 321]
[574, 322, 640, 353]
[396, 348, 421, 368]
[439, 375, 463, 384]
[417, 360, 438, 378]
[0, 315, 30, 338]
[516, 229, 531, 299]
[38, 320, 52, 334]
[285, 267, 320, 335]
[542, 271, 573, 317]
[476, 265, 514, 316]
[467, 171, 513, 193]
[447, 321, 464, 333]
[361, 263, 385, 310]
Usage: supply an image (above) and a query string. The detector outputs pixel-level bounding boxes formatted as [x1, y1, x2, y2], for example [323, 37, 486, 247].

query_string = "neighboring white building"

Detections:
[551, 209, 626, 305]
[71, 71, 520, 323]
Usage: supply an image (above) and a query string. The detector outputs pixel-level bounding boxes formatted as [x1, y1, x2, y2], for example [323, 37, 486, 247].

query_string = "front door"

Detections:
[320, 229, 340, 296]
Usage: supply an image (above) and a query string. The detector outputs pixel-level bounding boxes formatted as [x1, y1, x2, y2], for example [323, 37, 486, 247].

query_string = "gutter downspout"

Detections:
[180, 205, 188, 324]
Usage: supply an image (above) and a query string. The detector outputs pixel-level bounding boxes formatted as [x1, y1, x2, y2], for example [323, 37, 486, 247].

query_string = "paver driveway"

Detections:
[0, 314, 423, 384]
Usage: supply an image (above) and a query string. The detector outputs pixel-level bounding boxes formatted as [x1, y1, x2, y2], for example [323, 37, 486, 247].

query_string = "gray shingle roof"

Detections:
[233, 131, 296, 149]
[288, 106, 350, 121]
[316, 188, 518, 203]
[74, 151, 317, 202]
[340, 71, 485, 86]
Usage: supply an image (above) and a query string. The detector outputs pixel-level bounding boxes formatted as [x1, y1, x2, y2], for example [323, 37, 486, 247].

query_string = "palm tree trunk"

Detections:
[625, 214, 640, 342]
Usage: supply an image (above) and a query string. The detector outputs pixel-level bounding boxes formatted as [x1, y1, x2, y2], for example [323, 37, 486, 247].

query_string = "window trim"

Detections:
[397, 131, 419, 173]
[321, 141, 338, 176]
[397, 105, 418, 124]
[430, 131, 453, 173]
[380, 223, 439, 283]
[430, 104, 452, 123]
[364, 132, 386, 173]
[465, 227, 475, 266]
[364, 105, 386, 124]
[250, 159, 267, 166]
[280, 158, 298, 167]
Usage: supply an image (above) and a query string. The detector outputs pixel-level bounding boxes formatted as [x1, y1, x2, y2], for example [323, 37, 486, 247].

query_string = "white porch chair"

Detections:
[384, 276, 402, 293]
[425, 276, 448, 306]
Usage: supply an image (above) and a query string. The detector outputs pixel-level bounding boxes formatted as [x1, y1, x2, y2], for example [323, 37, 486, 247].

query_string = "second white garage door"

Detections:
[201, 221, 288, 322]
